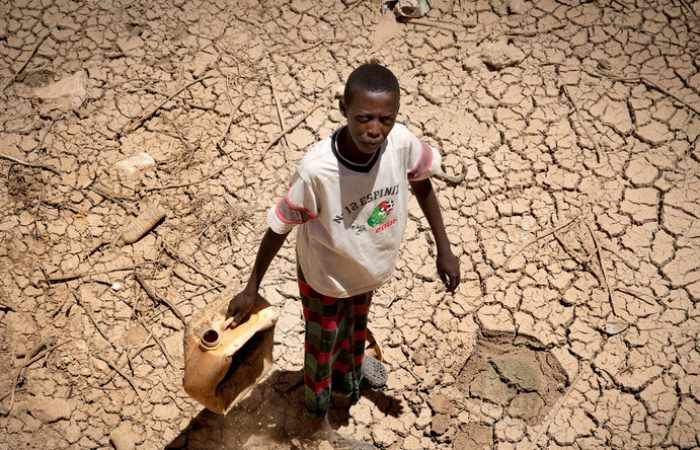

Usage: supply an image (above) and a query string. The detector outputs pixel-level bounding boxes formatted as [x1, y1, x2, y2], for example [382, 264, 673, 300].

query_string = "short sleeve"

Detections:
[405, 131, 443, 182]
[267, 170, 319, 234]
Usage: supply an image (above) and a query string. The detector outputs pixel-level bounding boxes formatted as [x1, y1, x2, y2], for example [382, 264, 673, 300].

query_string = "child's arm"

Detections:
[226, 228, 290, 324]
[410, 178, 460, 292]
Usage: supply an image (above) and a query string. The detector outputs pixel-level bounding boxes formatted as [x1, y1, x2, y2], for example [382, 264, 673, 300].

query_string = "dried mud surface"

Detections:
[1, 0, 700, 449]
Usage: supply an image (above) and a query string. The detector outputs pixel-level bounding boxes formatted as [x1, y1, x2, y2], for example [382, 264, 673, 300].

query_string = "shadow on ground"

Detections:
[167, 369, 403, 449]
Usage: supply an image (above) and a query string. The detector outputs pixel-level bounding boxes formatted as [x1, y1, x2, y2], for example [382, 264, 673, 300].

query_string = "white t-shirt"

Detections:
[267, 123, 442, 297]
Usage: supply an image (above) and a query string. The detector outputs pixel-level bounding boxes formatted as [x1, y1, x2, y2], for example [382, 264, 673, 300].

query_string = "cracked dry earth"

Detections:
[1, 0, 700, 449]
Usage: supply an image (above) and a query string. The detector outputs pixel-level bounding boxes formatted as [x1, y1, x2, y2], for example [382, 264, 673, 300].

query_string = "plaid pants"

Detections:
[298, 268, 371, 418]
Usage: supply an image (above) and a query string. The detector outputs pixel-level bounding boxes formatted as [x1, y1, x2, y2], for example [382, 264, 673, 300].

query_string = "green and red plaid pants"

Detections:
[298, 269, 371, 418]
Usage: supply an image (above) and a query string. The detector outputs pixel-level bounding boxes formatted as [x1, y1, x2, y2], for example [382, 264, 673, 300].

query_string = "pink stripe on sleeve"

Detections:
[408, 141, 434, 180]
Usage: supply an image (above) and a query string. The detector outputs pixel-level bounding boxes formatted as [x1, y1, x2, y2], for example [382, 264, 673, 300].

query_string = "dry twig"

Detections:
[154, 336, 180, 369]
[134, 272, 186, 326]
[1, 33, 50, 93]
[217, 75, 246, 153]
[118, 74, 218, 137]
[74, 292, 118, 350]
[99, 334, 154, 386]
[258, 103, 321, 161]
[268, 68, 289, 149]
[501, 217, 579, 269]
[561, 85, 603, 163]
[585, 67, 700, 117]
[585, 223, 617, 316]
[47, 264, 140, 283]
[92, 353, 143, 400]
[0, 153, 61, 176]
[615, 287, 657, 307]
[1, 336, 62, 416]
[160, 240, 227, 286]
[403, 18, 466, 32]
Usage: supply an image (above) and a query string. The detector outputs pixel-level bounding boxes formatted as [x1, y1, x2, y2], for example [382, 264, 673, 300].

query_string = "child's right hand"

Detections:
[226, 285, 256, 326]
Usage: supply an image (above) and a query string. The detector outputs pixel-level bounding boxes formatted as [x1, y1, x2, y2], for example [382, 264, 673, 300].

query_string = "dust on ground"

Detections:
[1, 0, 699, 449]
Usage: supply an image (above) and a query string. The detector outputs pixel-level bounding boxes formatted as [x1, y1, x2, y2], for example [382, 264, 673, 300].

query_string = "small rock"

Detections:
[110, 422, 138, 450]
[605, 320, 629, 336]
[428, 394, 452, 415]
[479, 39, 525, 70]
[115, 152, 155, 178]
[430, 413, 450, 435]
[116, 36, 145, 56]
[31, 71, 88, 114]
[372, 427, 397, 447]
[26, 396, 75, 423]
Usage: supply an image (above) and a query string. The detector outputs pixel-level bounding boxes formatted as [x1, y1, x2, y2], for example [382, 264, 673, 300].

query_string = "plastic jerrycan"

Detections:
[183, 288, 278, 414]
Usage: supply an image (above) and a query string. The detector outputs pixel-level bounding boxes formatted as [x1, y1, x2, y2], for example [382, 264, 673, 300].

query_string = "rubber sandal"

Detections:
[361, 354, 388, 389]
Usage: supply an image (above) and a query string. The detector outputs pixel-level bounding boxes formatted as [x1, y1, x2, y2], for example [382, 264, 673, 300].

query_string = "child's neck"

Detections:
[337, 127, 375, 166]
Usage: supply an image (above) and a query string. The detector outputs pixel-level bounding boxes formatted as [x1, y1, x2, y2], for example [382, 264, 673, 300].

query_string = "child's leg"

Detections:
[331, 291, 372, 404]
[298, 276, 347, 418]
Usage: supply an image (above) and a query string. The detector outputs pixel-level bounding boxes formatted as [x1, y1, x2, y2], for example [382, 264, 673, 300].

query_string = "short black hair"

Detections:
[343, 63, 400, 107]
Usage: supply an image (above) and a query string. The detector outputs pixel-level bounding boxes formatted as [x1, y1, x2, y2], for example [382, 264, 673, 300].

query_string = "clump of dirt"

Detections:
[454, 331, 568, 440]
[5, 165, 46, 210]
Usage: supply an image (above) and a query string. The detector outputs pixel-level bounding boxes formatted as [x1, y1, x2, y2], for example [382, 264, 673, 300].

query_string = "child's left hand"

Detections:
[436, 250, 460, 293]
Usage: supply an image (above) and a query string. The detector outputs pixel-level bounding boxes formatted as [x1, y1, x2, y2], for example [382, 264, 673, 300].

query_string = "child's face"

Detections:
[341, 89, 399, 155]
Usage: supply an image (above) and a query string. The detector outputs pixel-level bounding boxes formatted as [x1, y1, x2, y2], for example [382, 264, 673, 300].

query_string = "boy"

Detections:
[227, 64, 460, 447]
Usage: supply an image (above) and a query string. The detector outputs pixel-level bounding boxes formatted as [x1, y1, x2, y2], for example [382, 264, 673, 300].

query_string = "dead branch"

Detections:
[553, 231, 601, 284]
[47, 264, 140, 283]
[160, 241, 227, 286]
[258, 103, 322, 161]
[403, 18, 466, 32]
[134, 272, 186, 326]
[561, 85, 603, 163]
[585, 223, 617, 316]
[268, 68, 289, 149]
[1, 33, 50, 93]
[74, 292, 118, 350]
[0, 153, 61, 176]
[118, 74, 218, 137]
[99, 334, 154, 386]
[615, 287, 657, 307]
[154, 336, 180, 370]
[217, 76, 246, 153]
[501, 217, 579, 269]
[148, 102, 321, 191]
[1, 337, 63, 416]
[92, 353, 143, 400]
[506, 23, 566, 37]
[585, 67, 700, 117]
[528, 366, 586, 450]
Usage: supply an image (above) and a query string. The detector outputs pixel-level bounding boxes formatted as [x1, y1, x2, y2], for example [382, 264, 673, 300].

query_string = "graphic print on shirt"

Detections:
[333, 184, 399, 235]
[367, 199, 394, 227]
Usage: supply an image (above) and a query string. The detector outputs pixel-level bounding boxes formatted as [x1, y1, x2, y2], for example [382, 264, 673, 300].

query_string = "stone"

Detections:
[26, 396, 75, 423]
[430, 413, 450, 436]
[428, 394, 452, 415]
[116, 36, 145, 56]
[479, 40, 525, 70]
[110, 423, 138, 450]
[31, 71, 87, 114]
[372, 427, 397, 447]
